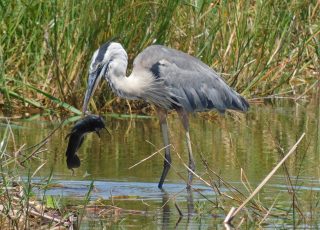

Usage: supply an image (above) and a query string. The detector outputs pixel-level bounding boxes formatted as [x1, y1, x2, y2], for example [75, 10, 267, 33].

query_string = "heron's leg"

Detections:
[157, 107, 171, 189]
[177, 109, 195, 189]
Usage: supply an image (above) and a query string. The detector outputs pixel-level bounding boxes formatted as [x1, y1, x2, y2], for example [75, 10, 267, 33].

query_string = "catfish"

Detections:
[65, 115, 106, 170]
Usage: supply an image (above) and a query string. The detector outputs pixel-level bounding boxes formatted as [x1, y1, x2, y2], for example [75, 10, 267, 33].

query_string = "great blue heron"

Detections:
[82, 42, 249, 189]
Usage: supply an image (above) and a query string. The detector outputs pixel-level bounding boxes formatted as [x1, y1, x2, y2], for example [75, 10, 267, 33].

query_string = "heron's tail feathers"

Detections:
[230, 93, 249, 112]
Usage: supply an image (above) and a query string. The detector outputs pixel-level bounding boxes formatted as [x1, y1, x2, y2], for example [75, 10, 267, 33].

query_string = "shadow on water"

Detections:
[2, 99, 320, 228]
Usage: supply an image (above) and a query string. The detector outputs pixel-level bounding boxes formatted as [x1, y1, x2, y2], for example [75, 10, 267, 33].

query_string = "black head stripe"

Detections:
[150, 62, 162, 79]
[96, 42, 111, 63]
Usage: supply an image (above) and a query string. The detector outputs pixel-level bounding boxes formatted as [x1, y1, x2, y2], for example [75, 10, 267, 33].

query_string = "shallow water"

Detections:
[2, 99, 320, 228]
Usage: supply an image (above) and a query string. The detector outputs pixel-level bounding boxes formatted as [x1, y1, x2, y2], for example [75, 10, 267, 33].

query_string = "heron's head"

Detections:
[82, 42, 128, 114]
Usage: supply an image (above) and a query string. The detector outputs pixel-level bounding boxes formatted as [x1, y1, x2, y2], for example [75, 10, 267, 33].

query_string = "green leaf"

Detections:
[13, 79, 82, 115]
[46, 195, 56, 209]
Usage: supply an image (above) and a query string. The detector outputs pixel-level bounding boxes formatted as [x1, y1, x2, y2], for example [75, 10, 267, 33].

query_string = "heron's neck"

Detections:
[108, 70, 150, 100]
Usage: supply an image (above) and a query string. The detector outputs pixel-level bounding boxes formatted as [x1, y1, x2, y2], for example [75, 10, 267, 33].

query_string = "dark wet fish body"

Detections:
[66, 115, 106, 169]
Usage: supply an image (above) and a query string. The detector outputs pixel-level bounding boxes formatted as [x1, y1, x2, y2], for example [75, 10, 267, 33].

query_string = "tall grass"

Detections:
[0, 0, 319, 114]
[0, 120, 80, 228]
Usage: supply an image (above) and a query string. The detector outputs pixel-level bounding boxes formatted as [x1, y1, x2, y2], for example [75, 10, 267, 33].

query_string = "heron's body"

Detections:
[83, 42, 249, 189]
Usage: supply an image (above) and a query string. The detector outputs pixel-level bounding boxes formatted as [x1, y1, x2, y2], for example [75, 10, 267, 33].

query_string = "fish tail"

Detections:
[67, 155, 81, 169]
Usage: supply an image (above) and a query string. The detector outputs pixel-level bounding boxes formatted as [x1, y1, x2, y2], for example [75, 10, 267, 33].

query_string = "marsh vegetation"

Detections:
[1, 0, 318, 115]
[0, 0, 319, 228]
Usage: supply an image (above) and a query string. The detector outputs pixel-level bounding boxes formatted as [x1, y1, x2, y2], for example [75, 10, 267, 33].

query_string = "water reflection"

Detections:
[161, 191, 170, 230]
[1, 100, 320, 228]
[159, 188, 195, 229]
[186, 190, 195, 228]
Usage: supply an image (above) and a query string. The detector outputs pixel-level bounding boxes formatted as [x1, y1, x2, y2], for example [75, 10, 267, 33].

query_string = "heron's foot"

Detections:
[186, 184, 191, 190]
[159, 187, 168, 194]
[186, 178, 193, 190]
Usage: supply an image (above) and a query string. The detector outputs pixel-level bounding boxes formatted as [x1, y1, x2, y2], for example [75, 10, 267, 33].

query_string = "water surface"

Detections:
[2, 99, 320, 228]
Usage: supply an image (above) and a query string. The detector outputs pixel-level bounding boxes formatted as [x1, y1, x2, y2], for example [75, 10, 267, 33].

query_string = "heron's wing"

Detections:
[135, 45, 249, 112]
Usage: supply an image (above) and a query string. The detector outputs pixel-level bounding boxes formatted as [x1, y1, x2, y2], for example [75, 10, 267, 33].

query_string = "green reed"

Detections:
[0, 0, 319, 114]
[0, 120, 77, 228]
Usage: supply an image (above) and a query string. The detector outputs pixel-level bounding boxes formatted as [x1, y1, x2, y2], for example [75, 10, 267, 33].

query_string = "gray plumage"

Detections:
[82, 41, 249, 189]
[133, 45, 249, 113]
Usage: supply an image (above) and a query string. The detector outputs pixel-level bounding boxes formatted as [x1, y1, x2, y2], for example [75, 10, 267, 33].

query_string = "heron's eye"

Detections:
[95, 64, 101, 71]
[96, 62, 110, 77]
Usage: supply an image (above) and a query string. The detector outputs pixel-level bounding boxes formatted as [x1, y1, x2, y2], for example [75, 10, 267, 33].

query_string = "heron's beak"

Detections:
[82, 64, 109, 114]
